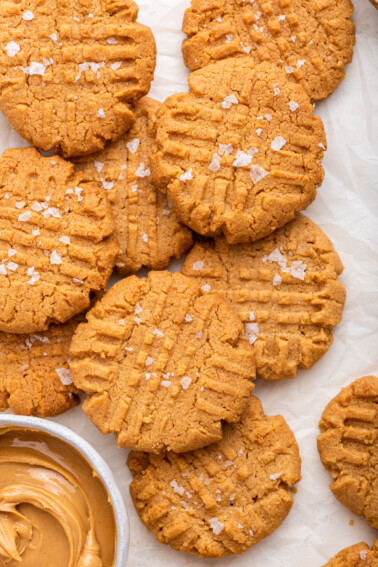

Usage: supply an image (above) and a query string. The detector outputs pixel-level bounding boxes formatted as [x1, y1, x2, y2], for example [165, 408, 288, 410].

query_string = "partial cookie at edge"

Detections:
[322, 540, 378, 567]
[0, 147, 119, 334]
[0, 316, 84, 417]
[318, 376, 378, 530]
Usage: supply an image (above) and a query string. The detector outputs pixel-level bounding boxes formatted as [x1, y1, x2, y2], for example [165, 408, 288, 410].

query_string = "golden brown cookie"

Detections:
[0, 316, 84, 417]
[182, 0, 355, 102]
[369, 0, 378, 9]
[0, 0, 156, 157]
[0, 147, 119, 334]
[151, 58, 326, 244]
[128, 395, 301, 558]
[72, 97, 193, 275]
[181, 214, 345, 381]
[323, 540, 378, 567]
[69, 270, 255, 453]
[318, 376, 378, 530]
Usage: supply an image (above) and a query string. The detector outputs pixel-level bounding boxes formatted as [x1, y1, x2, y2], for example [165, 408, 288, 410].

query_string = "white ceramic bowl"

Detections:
[0, 413, 129, 567]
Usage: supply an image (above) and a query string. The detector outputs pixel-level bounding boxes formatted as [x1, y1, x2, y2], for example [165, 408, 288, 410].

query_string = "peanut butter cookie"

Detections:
[318, 376, 378, 530]
[151, 58, 326, 244]
[69, 271, 255, 453]
[182, 0, 355, 102]
[128, 395, 301, 558]
[182, 214, 345, 381]
[0, 147, 119, 334]
[323, 540, 378, 567]
[0, 315, 84, 417]
[72, 97, 193, 275]
[0, 0, 156, 157]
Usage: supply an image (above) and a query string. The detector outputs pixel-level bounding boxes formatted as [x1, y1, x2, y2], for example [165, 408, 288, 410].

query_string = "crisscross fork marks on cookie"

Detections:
[127, 396, 301, 558]
[318, 376, 378, 529]
[69, 270, 255, 453]
[182, 0, 355, 101]
[0, 315, 84, 417]
[182, 214, 345, 380]
[151, 58, 325, 244]
[0, 0, 156, 156]
[0, 148, 118, 333]
[72, 97, 193, 274]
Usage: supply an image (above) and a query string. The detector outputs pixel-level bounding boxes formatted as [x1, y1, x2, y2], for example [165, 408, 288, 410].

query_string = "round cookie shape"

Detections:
[182, 0, 355, 102]
[127, 395, 301, 558]
[72, 97, 193, 275]
[0, 147, 119, 334]
[69, 270, 255, 453]
[151, 58, 326, 244]
[0, 0, 156, 157]
[323, 540, 378, 567]
[182, 214, 346, 381]
[318, 376, 378, 530]
[0, 316, 84, 417]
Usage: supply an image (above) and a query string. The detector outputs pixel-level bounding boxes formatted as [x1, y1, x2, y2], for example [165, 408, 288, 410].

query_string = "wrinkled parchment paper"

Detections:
[1, 0, 377, 565]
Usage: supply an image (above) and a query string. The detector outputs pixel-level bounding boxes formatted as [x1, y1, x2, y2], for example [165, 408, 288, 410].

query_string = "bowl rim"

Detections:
[0, 413, 129, 567]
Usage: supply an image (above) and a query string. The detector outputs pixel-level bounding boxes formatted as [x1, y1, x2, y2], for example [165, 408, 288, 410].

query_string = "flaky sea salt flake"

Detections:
[56, 368, 73, 385]
[209, 518, 224, 535]
[126, 138, 140, 154]
[153, 329, 164, 338]
[23, 10, 34, 20]
[7, 262, 18, 271]
[209, 153, 221, 172]
[170, 480, 185, 495]
[18, 211, 31, 222]
[181, 376, 191, 389]
[5, 42, 20, 57]
[233, 151, 252, 167]
[250, 164, 268, 184]
[180, 168, 193, 182]
[218, 143, 233, 156]
[290, 260, 306, 280]
[270, 472, 281, 480]
[192, 261, 204, 271]
[50, 250, 62, 265]
[245, 322, 259, 344]
[135, 163, 150, 178]
[221, 94, 238, 109]
[271, 136, 286, 151]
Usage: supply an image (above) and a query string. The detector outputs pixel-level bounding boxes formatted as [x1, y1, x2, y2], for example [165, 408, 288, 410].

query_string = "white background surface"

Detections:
[1, 0, 378, 565]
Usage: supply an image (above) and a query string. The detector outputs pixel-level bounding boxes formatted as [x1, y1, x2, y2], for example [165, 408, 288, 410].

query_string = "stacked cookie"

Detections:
[0, 0, 369, 562]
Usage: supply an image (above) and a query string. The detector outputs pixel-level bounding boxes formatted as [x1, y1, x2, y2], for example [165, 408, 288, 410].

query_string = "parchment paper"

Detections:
[1, 0, 377, 565]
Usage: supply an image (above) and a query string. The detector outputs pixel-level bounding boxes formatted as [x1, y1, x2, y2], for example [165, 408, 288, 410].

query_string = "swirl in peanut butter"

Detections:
[0, 427, 116, 567]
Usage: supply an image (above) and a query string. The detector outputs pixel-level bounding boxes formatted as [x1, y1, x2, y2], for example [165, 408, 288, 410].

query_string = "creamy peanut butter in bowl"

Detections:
[0, 414, 128, 567]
